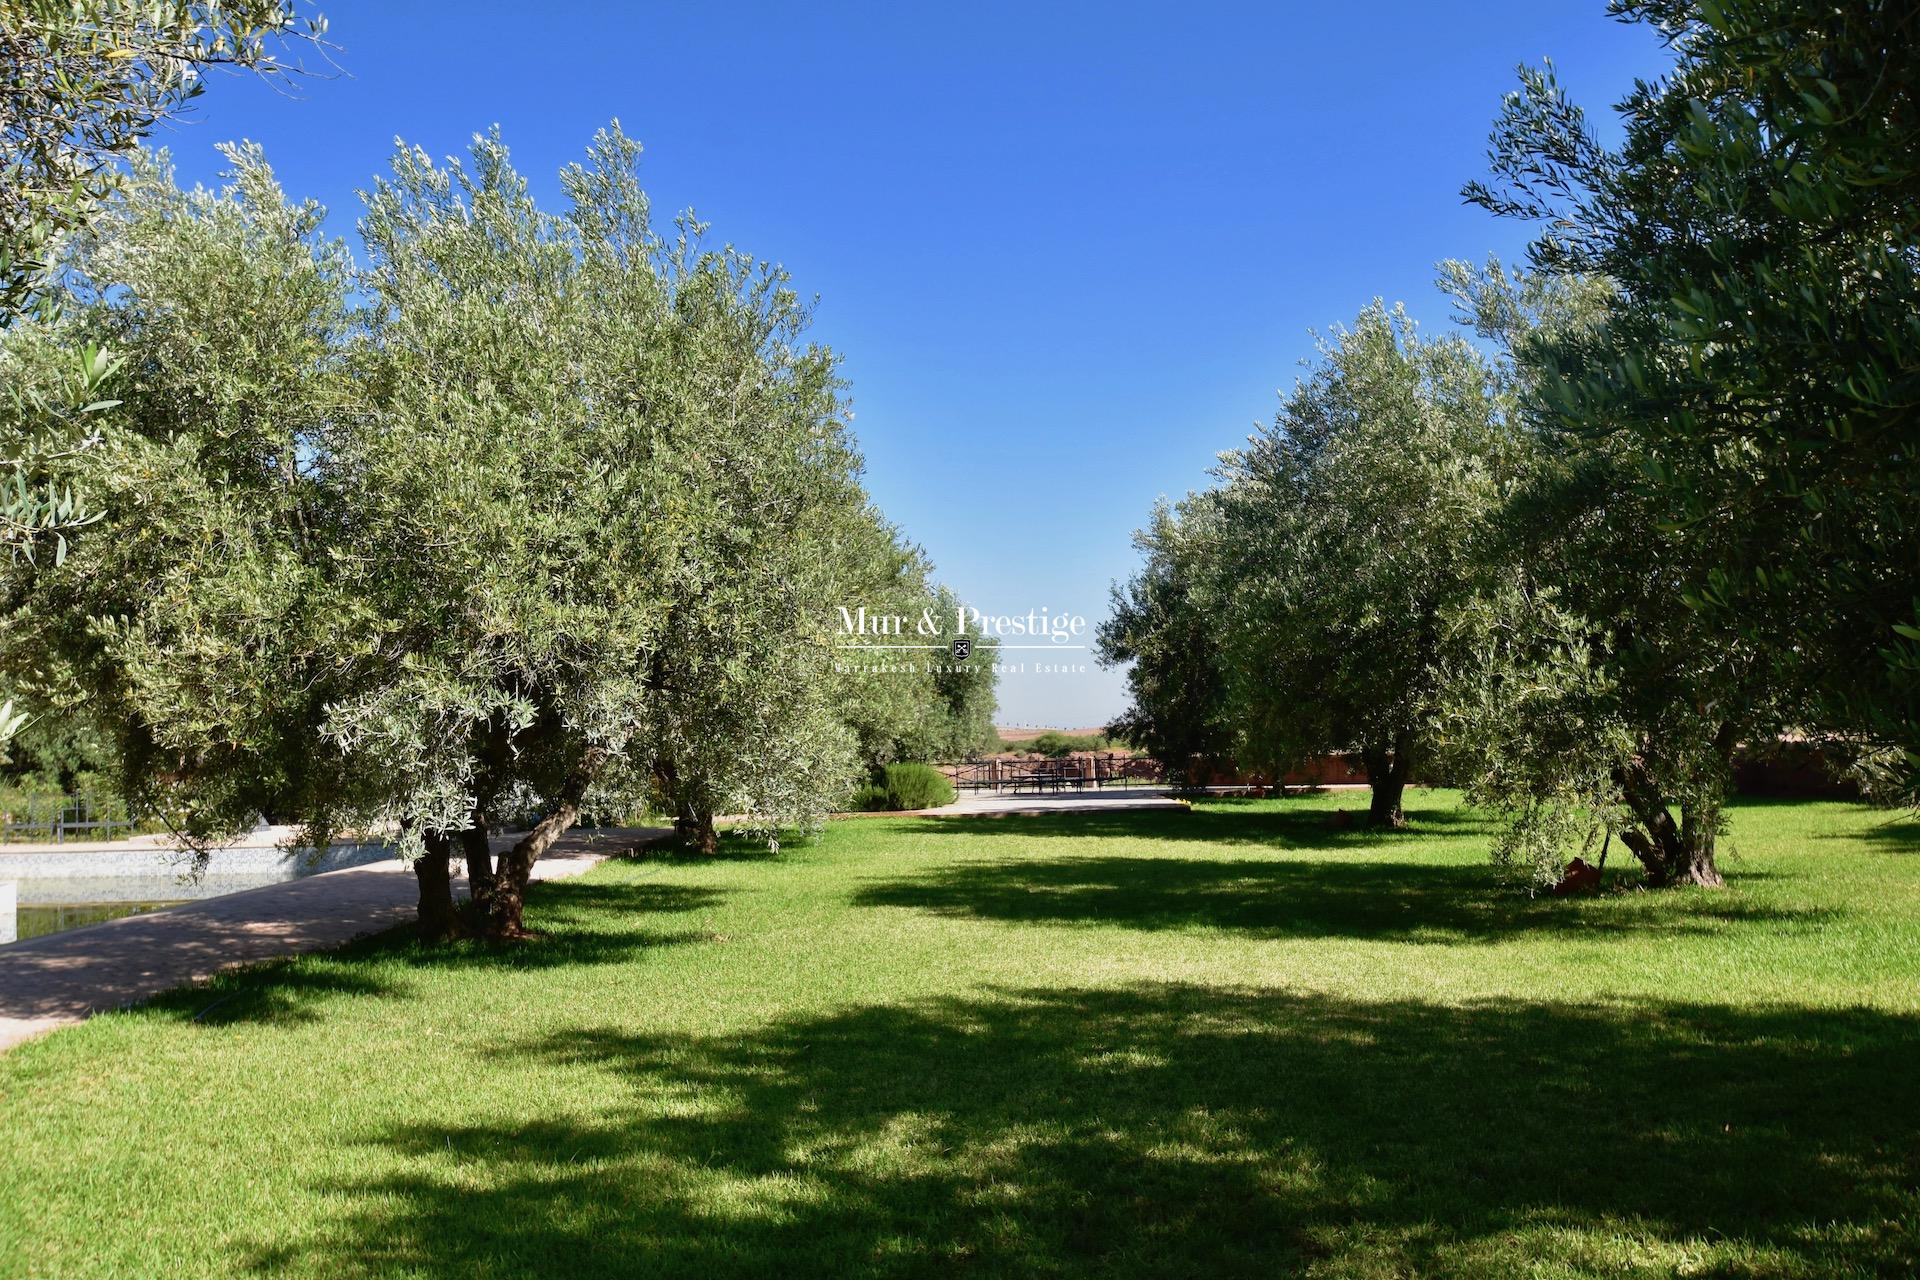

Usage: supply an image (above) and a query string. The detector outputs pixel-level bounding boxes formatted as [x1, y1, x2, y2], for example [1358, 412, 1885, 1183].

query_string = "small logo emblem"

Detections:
[951, 637, 972, 660]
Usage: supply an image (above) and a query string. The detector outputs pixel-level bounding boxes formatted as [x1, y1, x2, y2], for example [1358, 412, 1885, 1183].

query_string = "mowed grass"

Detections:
[2, 791, 1917, 1278]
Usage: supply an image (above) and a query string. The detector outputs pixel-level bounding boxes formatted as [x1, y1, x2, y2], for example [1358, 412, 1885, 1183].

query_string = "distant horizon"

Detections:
[157, 1, 1672, 726]
[993, 723, 1112, 736]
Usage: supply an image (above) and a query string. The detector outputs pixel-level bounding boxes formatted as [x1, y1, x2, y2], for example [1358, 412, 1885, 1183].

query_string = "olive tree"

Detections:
[1206, 304, 1512, 826]
[827, 518, 946, 775]
[1, 1, 325, 758]
[0, 145, 358, 848]
[337, 124, 873, 931]
[1465, 1, 1920, 793]
[902, 582, 999, 762]
[1429, 259, 1792, 887]
[657, 545, 999, 851]
[638, 485, 868, 857]
[1097, 497, 1235, 780]
[1103, 304, 1511, 823]
[11, 126, 936, 938]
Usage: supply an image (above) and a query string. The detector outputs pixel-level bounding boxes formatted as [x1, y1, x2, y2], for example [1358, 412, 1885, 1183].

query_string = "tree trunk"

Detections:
[460, 821, 495, 921]
[1360, 734, 1412, 829]
[486, 750, 604, 940]
[486, 808, 565, 940]
[1615, 759, 1725, 887]
[1674, 816, 1722, 886]
[676, 803, 718, 855]
[1616, 820, 1722, 887]
[414, 831, 460, 942]
[658, 757, 718, 854]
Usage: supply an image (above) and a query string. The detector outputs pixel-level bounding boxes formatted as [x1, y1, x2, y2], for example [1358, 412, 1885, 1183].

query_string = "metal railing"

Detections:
[938, 753, 1166, 793]
[0, 795, 137, 844]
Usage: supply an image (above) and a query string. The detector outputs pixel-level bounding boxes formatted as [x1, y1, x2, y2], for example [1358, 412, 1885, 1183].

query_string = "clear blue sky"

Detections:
[162, 1, 1670, 728]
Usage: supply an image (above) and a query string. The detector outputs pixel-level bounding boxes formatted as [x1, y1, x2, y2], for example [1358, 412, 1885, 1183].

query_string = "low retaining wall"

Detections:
[0, 841, 395, 904]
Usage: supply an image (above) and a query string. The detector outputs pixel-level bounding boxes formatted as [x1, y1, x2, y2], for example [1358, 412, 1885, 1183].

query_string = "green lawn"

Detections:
[3, 792, 1917, 1278]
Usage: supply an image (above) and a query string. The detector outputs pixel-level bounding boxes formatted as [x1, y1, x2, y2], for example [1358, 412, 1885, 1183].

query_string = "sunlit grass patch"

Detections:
[1, 791, 1915, 1278]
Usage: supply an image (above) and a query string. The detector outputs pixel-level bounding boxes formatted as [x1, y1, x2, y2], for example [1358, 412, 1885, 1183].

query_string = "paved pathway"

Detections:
[0, 826, 667, 1053]
[924, 787, 1190, 818]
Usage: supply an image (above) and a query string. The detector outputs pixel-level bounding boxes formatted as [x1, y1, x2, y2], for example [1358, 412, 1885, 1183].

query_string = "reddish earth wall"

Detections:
[1165, 755, 1369, 789]
[948, 741, 1857, 798]
[1733, 741, 1862, 799]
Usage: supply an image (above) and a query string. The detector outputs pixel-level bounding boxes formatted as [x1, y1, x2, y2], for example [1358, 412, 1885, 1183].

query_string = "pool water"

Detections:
[0, 841, 396, 945]
[16, 901, 187, 941]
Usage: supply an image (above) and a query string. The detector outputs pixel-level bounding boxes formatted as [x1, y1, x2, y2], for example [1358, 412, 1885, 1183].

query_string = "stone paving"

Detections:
[902, 786, 1191, 818]
[0, 826, 668, 1053]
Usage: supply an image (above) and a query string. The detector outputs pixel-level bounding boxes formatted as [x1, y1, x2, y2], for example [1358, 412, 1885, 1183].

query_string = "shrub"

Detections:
[842, 770, 956, 811]
[839, 767, 953, 812]
[882, 762, 955, 809]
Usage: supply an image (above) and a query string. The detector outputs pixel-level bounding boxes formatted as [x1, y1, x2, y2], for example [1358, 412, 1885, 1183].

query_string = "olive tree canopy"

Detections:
[6, 125, 987, 937]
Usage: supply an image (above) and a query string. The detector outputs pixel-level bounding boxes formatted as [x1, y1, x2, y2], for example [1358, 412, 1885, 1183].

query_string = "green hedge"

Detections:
[847, 763, 957, 812]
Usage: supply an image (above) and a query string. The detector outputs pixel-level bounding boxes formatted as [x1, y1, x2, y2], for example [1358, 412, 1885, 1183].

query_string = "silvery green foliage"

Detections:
[1469, 4, 1920, 789]
[1203, 303, 1514, 793]
[0, 341, 115, 560]
[1, 144, 357, 854]
[915, 582, 1000, 761]
[5, 125, 949, 861]
[1, 1, 324, 314]
[1428, 260, 1780, 887]
[829, 519, 943, 770]
[1, 3, 325, 729]
[829, 531, 997, 771]
[1423, 261, 1630, 883]
[1431, 579, 1635, 887]
[338, 123, 870, 851]
[1097, 496, 1235, 772]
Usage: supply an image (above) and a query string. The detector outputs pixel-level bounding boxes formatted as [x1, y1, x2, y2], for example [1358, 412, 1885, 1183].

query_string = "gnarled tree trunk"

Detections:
[414, 830, 460, 942]
[486, 749, 605, 940]
[460, 820, 495, 921]
[1615, 757, 1726, 887]
[676, 802, 718, 855]
[1616, 816, 1722, 886]
[486, 805, 570, 940]
[1360, 732, 1414, 829]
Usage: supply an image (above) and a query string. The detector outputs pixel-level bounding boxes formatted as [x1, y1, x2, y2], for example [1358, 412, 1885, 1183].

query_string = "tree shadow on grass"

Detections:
[386, 880, 732, 974]
[852, 855, 1832, 943]
[142, 963, 405, 1028]
[250, 984, 1920, 1278]
[901, 800, 1505, 855]
[140, 880, 730, 1027]
[1833, 818, 1920, 853]
[626, 827, 831, 864]
[495, 880, 729, 928]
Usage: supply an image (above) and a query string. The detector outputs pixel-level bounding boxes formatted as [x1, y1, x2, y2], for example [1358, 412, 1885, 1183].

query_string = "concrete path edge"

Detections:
[0, 826, 670, 1053]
